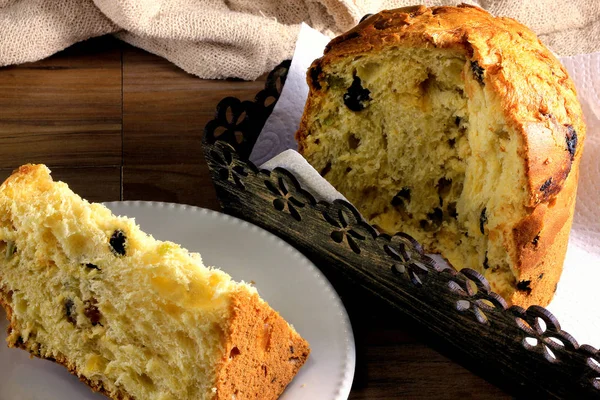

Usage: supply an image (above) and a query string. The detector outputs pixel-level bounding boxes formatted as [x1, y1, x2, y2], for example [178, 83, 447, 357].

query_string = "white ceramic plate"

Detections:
[0, 201, 355, 399]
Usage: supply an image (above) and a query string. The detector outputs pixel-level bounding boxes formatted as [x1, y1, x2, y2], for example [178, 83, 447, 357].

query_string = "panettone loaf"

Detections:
[296, 5, 585, 307]
[0, 164, 309, 399]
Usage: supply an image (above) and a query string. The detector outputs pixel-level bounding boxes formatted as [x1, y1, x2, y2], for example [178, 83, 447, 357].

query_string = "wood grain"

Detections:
[122, 163, 219, 209]
[122, 45, 265, 166]
[0, 37, 122, 168]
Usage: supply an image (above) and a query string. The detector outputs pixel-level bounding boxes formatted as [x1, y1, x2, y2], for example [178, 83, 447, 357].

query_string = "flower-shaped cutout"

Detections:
[264, 168, 314, 221]
[322, 200, 376, 254]
[382, 232, 437, 287]
[209, 142, 254, 190]
[255, 60, 291, 112]
[204, 97, 258, 158]
[512, 305, 578, 364]
[448, 269, 507, 324]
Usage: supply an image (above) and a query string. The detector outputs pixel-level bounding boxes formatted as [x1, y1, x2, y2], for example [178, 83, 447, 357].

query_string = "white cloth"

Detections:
[1, 1, 599, 80]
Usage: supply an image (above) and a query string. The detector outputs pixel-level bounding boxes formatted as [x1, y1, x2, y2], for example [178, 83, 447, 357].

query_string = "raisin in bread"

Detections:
[296, 5, 585, 307]
[0, 164, 309, 400]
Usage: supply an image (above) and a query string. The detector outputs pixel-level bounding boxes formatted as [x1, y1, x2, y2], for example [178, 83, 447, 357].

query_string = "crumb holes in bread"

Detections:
[448, 138, 456, 148]
[538, 273, 544, 280]
[109, 230, 127, 256]
[85, 263, 101, 271]
[497, 130, 510, 140]
[391, 187, 411, 209]
[4, 240, 16, 260]
[348, 133, 360, 150]
[343, 76, 371, 111]
[436, 177, 452, 199]
[517, 280, 532, 295]
[229, 346, 241, 359]
[470, 61, 485, 85]
[421, 208, 443, 231]
[65, 299, 76, 325]
[447, 202, 458, 219]
[483, 252, 489, 269]
[320, 162, 332, 177]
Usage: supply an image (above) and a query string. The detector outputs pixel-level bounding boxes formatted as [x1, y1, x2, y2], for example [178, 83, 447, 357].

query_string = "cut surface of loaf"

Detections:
[297, 5, 585, 307]
[0, 164, 309, 400]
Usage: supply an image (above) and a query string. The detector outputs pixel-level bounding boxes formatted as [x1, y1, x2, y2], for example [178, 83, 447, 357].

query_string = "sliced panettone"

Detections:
[296, 5, 585, 307]
[0, 164, 309, 400]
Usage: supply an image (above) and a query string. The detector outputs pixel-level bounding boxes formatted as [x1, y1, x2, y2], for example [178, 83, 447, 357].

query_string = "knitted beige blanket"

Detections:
[0, 1, 598, 80]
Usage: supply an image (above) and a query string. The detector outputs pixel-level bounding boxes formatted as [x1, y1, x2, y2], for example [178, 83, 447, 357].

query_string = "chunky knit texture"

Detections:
[1, 1, 599, 79]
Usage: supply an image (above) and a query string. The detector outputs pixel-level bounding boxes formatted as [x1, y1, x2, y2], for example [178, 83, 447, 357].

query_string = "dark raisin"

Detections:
[483, 253, 489, 269]
[85, 263, 101, 271]
[516, 280, 532, 295]
[84, 299, 102, 326]
[479, 208, 487, 234]
[532, 234, 540, 247]
[348, 133, 360, 150]
[343, 76, 371, 112]
[360, 13, 373, 23]
[471, 61, 485, 85]
[309, 64, 322, 90]
[565, 125, 577, 159]
[320, 162, 332, 177]
[345, 167, 352, 173]
[65, 299, 76, 324]
[538, 273, 544, 280]
[454, 116, 461, 127]
[109, 230, 127, 256]
[448, 138, 456, 148]
[540, 178, 552, 192]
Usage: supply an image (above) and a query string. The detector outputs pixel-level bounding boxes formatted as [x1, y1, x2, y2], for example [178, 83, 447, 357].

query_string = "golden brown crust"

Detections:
[297, 5, 586, 307]
[214, 289, 310, 400]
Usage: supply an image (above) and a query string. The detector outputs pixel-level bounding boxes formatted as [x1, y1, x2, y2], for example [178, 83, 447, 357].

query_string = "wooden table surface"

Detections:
[0, 36, 512, 399]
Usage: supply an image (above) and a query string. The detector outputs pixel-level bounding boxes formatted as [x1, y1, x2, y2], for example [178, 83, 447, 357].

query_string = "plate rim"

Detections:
[103, 200, 356, 400]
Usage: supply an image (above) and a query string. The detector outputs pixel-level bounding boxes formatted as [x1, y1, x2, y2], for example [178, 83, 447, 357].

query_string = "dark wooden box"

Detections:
[202, 61, 600, 399]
